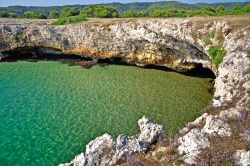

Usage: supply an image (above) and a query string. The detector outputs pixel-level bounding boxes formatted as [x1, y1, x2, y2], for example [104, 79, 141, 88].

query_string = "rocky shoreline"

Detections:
[0, 16, 249, 165]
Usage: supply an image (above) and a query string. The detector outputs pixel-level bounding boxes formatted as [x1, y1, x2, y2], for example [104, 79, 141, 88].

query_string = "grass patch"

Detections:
[203, 30, 216, 45]
[208, 45, 226, 68]
[203, 35, 212, 45]
[12, 34, 26, 43]
[51, 15, 88, 25]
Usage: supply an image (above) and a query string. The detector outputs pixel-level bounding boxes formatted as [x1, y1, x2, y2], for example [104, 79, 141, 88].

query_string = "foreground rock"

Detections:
[60, 116, 164, 166]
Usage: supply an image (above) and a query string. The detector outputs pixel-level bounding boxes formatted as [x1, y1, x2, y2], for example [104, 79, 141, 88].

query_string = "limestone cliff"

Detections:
[0, 18, 219, 73]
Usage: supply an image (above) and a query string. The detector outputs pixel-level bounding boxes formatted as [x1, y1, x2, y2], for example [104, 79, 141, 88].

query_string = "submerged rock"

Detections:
[60, 116, 164, 166]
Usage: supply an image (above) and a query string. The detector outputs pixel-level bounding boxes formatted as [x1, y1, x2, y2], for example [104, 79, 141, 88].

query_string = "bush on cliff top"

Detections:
[51, 15, 87, 25]
[208, 45, 226, 68]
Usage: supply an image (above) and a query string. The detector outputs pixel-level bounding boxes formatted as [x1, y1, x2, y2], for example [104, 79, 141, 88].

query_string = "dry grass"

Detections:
[188, 14, 250, 31]
[216, 31, 225, 46]
[197, 111, 249, 165]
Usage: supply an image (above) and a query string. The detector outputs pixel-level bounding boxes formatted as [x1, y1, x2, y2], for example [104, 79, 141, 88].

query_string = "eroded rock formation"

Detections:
[0, 18, 218, 73]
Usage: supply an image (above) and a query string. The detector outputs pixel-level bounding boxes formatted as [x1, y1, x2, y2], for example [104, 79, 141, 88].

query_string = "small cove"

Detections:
[0, 60, 214, 165]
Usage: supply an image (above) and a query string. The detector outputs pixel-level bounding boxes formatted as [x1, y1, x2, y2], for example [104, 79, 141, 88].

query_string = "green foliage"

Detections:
[51, 15, 87, 25]
[81, 5, 118, 18]
[0, 10, 10, 17]
[203, 35, 212, 45]
[60, 7, 79, 18]
[12, 34, 26, 43]
[0, 2, 249, 19]
[208, 45, 226, 68]
[23, 11, 46, 19]
[121, 10, 135, 18]
[210, 30, 216, 38]
[203, 30, 216, 45]
[0, 9, 17, 18]
[24, 11, 39, 18]
[48, 9, 59, 19]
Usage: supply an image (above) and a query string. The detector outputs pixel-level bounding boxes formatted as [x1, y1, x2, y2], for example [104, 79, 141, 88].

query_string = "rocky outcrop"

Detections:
[0, 17, 249, 165]
[59, 116, 164, 166]
[0, 18, 217, 73]
[176, 26, 250, 165]
[235, 150, 250, 166]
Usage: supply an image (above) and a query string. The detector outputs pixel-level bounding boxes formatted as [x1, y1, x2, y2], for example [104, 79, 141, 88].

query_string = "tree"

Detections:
[0, 10, 10, 17]
[24, 11, 40, 19]
[60, 7, 79, 18]
[216, 6, 226, 14]
[121, 10, 135, 18]
[81, 5, 119, 18]
[135, 11, 145, 17]
[244, 3, 250, 13]
[48, 9, 59, 19]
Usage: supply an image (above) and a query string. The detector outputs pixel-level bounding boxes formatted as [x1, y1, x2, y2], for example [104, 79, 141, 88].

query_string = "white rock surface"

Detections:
[178, 129, 210, 165]
[61, 116, 164, 166]
[202, 115, 231, 137]
[235, 150, 250, 166]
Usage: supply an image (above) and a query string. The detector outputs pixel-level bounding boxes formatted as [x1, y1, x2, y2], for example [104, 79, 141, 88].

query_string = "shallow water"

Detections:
[0, 61, 213, 166]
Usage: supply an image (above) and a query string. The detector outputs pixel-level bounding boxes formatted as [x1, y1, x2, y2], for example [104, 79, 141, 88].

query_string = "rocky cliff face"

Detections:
[0, 17, 249, 165]
[0, 18, 220, 73]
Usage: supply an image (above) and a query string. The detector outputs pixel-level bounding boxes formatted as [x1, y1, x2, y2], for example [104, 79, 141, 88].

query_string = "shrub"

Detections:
[60, 7, 80, 18]
[48, 9, 59, 19]
[81, 5, 119, 18]
[51, 15, 87, 25]
[12, 34, 26, 43]
[203, 35, 212, 45]
[24, 11, 40, 19]
[203, 30, 216, 45]
[208, 45, 226, 68]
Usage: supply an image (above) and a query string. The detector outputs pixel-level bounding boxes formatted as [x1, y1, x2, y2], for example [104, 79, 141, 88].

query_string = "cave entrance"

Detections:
[1, 46, 215, 79]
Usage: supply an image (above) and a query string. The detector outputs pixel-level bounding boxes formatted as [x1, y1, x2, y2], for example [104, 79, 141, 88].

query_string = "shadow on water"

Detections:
[1, 47, 215, 79]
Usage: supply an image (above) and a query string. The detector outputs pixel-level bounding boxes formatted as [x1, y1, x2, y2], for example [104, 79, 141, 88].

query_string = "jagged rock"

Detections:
[0, 18, 215, 73]
[213, 28, 250, 107]
[201, 115, 231, 137]
[177, 128, 210, 165]
[61, 116, 164, 166]
[219, 107, 247, 120]
[179, 113, 208, 135]
[235, 150, 250, 166]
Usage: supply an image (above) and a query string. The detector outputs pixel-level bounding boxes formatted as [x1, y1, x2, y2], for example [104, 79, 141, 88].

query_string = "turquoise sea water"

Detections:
[0, 60, 213, 166]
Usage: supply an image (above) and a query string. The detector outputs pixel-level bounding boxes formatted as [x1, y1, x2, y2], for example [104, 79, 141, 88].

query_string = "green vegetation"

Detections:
[0, 2, 249, 19]
[203, 30, 216, 45]
[24, 11, 47, 19]
[51, 15, 87, 25]
[81, 5, 118, 18]
[208, 45, 226, 68]
[0, 9, 17, 18]
[60, 7, 80, 18]
[12, 34, 26, 43]
[48, 9, 59, 19]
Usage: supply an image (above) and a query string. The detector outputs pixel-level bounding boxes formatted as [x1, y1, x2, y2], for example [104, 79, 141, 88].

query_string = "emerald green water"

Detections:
[0, 60, 213, 166]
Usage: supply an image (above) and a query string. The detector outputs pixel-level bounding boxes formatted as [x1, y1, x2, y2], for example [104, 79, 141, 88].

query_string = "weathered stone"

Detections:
[61, 116, 165, 166]
[235, 150, 250, 166]
[201, 115, 231, 137]
[177, 128, 210, 165]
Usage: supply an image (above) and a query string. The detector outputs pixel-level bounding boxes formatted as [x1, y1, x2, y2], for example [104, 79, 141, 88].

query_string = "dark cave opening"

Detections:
[1, 47, 215, 79]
